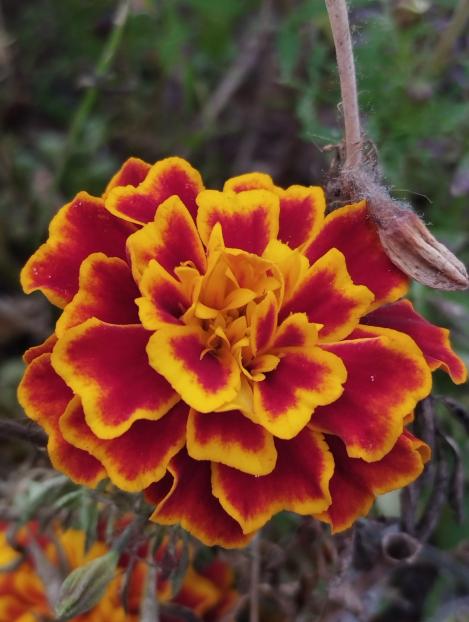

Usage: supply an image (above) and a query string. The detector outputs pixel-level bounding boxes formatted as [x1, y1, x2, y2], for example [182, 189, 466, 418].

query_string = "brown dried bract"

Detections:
[340, 170, 469, 291]
[369, 196, 468, 291]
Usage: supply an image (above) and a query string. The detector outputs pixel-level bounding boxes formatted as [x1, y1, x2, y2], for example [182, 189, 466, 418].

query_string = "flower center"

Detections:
[183, 246, 283, 377]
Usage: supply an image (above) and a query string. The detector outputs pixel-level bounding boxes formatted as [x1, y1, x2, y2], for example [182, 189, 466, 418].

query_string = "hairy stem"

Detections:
[325, 0, 362, 169]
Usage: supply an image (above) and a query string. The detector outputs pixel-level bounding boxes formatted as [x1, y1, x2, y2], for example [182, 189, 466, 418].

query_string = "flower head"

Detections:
[18, 157, 466, 547]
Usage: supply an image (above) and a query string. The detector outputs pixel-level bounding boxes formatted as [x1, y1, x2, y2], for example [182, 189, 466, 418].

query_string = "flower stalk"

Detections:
[324, 0, 468, 291]
[324, 0, 362, 171]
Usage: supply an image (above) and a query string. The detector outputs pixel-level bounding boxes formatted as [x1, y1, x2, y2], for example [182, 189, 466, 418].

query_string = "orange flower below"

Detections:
[0, 522, 238, 622]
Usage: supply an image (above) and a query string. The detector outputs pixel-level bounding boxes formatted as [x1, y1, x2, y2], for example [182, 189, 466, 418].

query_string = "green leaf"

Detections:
[79, 494, 99, 553]
[15, 476, 74, 522]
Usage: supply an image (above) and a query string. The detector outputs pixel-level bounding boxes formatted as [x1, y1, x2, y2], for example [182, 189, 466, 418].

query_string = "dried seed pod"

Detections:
[370, 198, 468, 291]
[55, 550, 119, 620]
[382, 532, 421, 565]
[345, 171, 469, 291]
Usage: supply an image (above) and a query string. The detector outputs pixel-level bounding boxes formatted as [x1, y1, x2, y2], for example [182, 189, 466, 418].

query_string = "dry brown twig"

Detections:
[249, 532, 261, 622]
[324, 0, 361, 171]
[0, 418, 47, 447]
[324, 0, 468, 291]
[429, 0, 469, 75]
[199, 0, 274, 128]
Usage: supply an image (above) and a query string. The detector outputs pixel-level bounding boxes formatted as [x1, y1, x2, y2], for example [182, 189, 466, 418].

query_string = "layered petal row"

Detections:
[21, 193, 135, 307]
[18, 156, 466, 548]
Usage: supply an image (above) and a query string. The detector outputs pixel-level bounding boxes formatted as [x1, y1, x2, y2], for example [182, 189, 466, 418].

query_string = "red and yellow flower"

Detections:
[18, 157, 466, 546]
[0, 521, 238, 621]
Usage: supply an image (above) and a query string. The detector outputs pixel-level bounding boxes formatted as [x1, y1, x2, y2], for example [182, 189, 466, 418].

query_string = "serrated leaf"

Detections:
[53, 489, 85, 511]
[16, 476, 72, 522]
[79, 495, 99, 553]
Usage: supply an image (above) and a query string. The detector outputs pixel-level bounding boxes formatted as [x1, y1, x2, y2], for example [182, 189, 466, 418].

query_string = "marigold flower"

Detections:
[0, 522, 237, 621]
[18, 157, 466, 547]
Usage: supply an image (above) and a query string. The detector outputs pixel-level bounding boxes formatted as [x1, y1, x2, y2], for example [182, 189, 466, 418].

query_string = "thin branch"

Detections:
[199, 0, 273, 128]
[139, 537, 160, 622]
[249, 532, 261, 622]
[429, 0, 469, 75]
[0, 419, 47, 447]
[56, 0, 131, 186]
[325, 0, 362, 170]
[0, 0, 13, 81]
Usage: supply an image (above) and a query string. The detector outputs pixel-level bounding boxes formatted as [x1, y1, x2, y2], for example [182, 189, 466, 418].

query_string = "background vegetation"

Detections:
[0, 1, 468, 619]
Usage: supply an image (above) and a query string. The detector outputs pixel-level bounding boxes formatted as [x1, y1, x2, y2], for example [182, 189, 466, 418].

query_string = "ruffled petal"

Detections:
[17, 354, 105, 487]
[21, 192, 135, 307]
[48, 428, 107, 488]
[252, 346, 346, 439]
[103, 157, 152, 197]
[0, 597, 35, 622]
[196, 189, 279, 255]
[318, 432, 430, 532]
[224, 176, 325, 249]
[144, 473, 174, 507]
[304, 202, 409, 309]
[126, 195, 206, 281]
[198, 558, 235, 593]
[136, 260, 192, 330]
[262, 240, 309, 305]
[147, 325, 240, 412]
[277, 185, 325, 249]
[312, 331, 432, 461]
[60, 398, 188, 492]
[55, 253, 140, 337]
[174, 567, 220, 617]
[187, 409, 277, 475]
[18, 353, 72, 434]
[105, 156, 203, 224]
[223, 172, 275, 193]
[250, 291, 278, 356]
[362, 299, 467, 384]
[280, 248, 374, 342]
[150, 450, 254, 548]
[52, 320, 178, 439]
[272, 313, 319, 350]
[22, 334, 57, 364]
[196, 562, 238, 621]
[212, 428, 333, 533]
